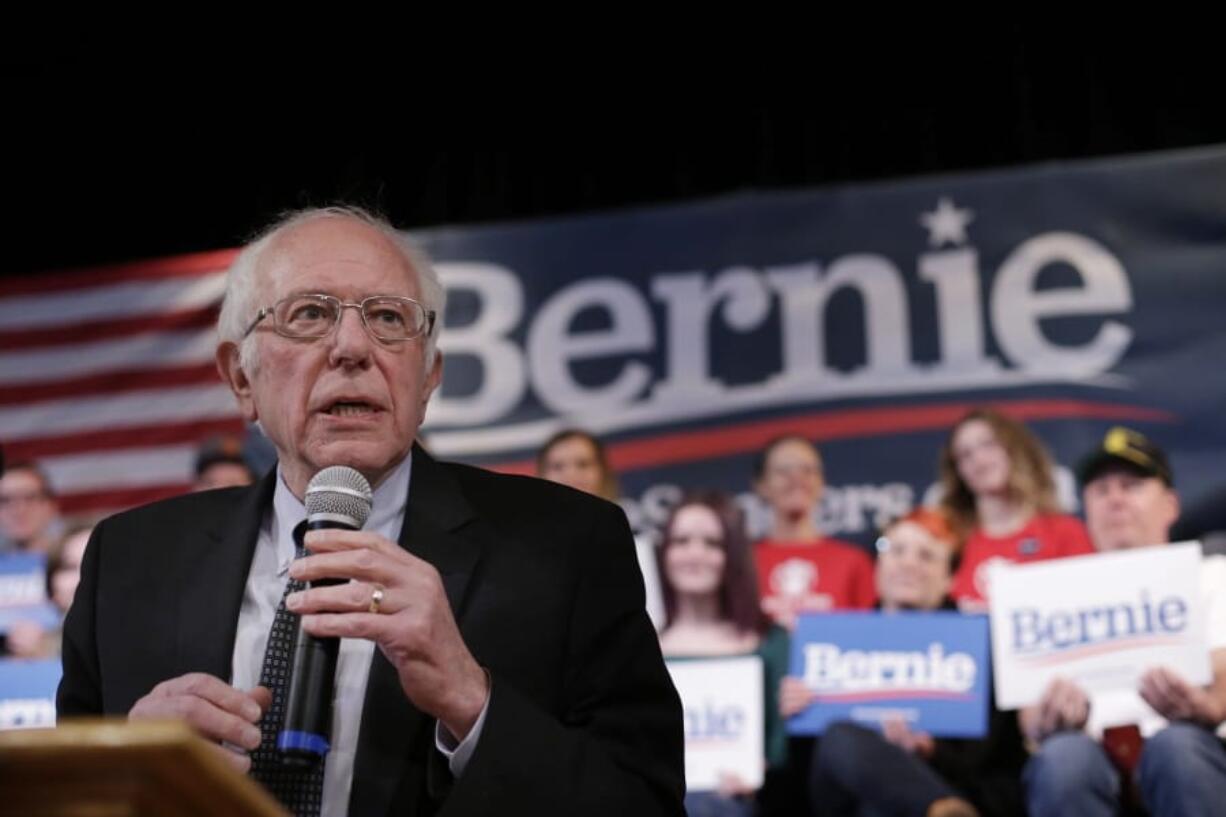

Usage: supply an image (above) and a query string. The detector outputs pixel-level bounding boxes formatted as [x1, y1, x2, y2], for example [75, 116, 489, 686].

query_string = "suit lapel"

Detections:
[175, 470, 275, 681]
[350, 446, 484, 817]
[400, 445, 481, 614]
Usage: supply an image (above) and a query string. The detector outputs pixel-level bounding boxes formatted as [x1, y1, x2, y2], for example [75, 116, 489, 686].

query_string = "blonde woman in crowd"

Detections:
[938, 409, 1092, 609]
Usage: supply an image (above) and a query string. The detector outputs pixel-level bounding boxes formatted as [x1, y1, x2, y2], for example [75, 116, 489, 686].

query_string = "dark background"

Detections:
[3, 31, 1223, 277]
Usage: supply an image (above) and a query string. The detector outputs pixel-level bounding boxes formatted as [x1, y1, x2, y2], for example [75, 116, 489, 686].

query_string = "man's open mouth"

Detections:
[327, 401, 378, 417]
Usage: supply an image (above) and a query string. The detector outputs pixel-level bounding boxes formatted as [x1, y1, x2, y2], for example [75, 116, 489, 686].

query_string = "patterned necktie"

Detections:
[250, 530, 326, 817]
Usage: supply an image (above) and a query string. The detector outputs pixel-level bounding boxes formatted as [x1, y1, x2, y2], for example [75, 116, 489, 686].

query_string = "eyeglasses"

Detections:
[766, 463, 821, 479]
[243, 294, 437, 343]
[0, 491, 50, 507]
[876, 536, 948, 565]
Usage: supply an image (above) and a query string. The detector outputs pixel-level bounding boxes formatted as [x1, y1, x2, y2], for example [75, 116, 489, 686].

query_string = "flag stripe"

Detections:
[0, 250, 244, 520]
[42, 444, 199, 495]
[0, 249, 237, 298]
[0, 274, 226, 330]
[0, 384, 239, 441]
[0, 306, 220, 351]
[6, 417, 246, 461]
[0, 331, 217, 385]
[0, 362, 223, 406]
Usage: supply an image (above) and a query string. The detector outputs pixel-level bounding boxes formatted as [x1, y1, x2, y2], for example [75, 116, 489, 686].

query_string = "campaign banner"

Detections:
[787, 611, 990, 737]
[0, 659, 60, 729]
[0, 553, 59, 635]
[411, 147, 1226, 550]
[989, 542, 1209, 710]
[7, 148, 1226, 536]
[666, 655, 764, 792]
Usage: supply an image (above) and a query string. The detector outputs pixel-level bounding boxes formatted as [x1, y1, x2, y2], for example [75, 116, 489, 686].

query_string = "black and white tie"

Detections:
[249, 537, 326, 817]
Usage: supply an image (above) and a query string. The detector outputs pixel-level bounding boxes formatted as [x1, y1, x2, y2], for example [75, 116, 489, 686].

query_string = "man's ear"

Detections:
[1164, 487, 1182, 531]
[419, 350, 444, 420]
[216, 342, 258, 422]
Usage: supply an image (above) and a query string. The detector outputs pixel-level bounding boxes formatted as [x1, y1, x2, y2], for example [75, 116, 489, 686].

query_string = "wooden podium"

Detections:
[0, 719, 288, 817]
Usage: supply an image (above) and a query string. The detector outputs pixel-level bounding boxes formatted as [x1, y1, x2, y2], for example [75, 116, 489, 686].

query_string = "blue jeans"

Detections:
[810, 721, 955, 817]
[1023, 732, 1119, 817]
[684, 790, 755, 817]
[1137, 722, 1226, 817]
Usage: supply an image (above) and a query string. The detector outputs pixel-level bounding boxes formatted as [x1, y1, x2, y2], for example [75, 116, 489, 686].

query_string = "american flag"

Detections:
[0, 250, 248, 518]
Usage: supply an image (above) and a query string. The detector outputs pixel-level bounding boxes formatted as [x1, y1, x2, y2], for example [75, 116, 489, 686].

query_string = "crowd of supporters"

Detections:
[0, 436, 255, 659]
[2, 413, 1223, 817]
[532, 414, 1225, 817]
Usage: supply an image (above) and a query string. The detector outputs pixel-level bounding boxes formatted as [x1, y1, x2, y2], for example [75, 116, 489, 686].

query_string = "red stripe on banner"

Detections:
[0, 249, 237, 298]
[494, 461, 537, 477]
[6, 417, 246, 460]
[813, 690, 974, 703]
[486, 399, 1177, 474]
[1019, 634, 1183, 667]
[0, 363, 224, 406]
[58, 483, 196, 516]
[998, 400, 1174, 423]
[0, 306, 220, 350]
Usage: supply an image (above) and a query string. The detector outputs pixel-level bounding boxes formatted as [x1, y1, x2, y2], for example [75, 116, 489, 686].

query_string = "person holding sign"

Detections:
[1020, 428, 1226, 817]
[783, 508, 1027, 817]
[751, 436, 876, 630]
[4, 523, 92, 658]
[939, 409, 1094, 609]
[658, 492, 789, 817]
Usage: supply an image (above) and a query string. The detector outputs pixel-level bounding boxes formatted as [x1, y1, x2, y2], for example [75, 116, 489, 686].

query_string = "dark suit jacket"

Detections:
[59, 446, 685, 816]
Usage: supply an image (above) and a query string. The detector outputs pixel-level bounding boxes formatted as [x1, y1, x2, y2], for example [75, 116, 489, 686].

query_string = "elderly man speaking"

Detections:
[58, 208, 685, 817]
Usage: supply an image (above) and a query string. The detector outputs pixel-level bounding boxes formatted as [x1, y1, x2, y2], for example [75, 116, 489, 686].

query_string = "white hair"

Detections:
[217, 205, 446, 372]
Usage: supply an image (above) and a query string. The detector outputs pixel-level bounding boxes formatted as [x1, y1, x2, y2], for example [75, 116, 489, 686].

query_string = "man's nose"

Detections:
[1096, 485, 1127, 510]
[328, 306, 374, 366]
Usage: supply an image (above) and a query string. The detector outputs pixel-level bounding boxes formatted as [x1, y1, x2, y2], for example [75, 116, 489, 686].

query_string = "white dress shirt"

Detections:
[229, 454, 486, 817]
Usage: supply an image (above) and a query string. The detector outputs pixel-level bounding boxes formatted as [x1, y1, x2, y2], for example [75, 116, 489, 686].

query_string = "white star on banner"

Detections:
[920, 197, 975, 247]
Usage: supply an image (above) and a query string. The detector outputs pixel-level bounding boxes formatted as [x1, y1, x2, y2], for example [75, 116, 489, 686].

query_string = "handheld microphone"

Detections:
[278, 465, 373, 764]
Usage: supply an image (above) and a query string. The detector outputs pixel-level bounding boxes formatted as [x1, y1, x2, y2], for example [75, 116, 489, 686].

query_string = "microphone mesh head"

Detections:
[305, 466, 373, 528]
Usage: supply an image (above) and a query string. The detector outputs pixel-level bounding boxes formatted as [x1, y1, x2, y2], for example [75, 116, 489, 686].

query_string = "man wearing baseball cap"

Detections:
[1021, 427, 1226, 817]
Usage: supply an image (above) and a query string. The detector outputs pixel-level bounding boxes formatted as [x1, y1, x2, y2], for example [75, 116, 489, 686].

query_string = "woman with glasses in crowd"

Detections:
[783, 509, 1028, 817]
[751, 435, 876, 631]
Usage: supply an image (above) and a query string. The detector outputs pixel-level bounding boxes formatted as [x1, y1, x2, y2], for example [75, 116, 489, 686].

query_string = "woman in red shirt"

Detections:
[939, 408, 1093, 608]
[751, 435, 876, 628]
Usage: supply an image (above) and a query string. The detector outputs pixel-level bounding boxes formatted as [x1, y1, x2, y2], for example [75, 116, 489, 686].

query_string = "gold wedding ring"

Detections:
[368, 584, 385, 614]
